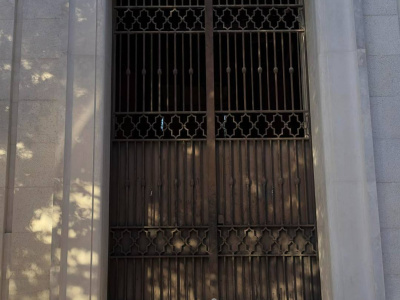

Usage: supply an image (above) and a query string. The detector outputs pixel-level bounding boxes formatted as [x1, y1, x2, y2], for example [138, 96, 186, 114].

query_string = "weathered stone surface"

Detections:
[368, 55, 400, 97]
[0, 59, 12, 99]
[19, 56, 67, 100]
[374, 138, 400, 183]
[385, 275, 400, 300]
[17, 100, 59, 144]
[0, 19, 14, 60]
[22, 19, 64, 59]
[377, 183, 400, 229]
[371, 97, 400, 139]
[0, 0, 15, 20]
[23, 0, 68, 19]
[0, 101, 9, 188]
[12, 187, 53, 233]
[14, 141, 56, 187]
[363, 0, 398, 16]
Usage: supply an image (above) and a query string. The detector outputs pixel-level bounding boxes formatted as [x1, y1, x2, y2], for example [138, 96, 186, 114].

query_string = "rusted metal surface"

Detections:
[109, 0, 321, 299]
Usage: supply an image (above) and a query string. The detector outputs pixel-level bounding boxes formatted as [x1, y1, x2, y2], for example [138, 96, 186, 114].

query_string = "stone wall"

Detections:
[363, 0, 400, 299]
[0, 0, 69, 299]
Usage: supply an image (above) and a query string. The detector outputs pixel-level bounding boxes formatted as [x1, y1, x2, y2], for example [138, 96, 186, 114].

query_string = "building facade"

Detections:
[0, 0, 399, 299]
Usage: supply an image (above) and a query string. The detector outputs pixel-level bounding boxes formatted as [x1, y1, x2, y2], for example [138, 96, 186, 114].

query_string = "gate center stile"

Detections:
[109, 1, 322, 300]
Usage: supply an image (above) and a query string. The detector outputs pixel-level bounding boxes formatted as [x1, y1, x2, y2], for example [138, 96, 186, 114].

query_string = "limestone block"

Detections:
[385, 275, 400, 300]
[72, 0, 97, 56]
[12, 187, 53, 234]
[14, 141, 56, 187]
[368, 55, 400, 97]
[9, 279, 50, 300]
[22, 19, 63, 59]
[17, 100, 59, 144]
[377, 183, 400, 228]
[0, 100, 9, 188]
[364, 16, 400, 55]
[0, 59, 12, 99]
[382, 251, 400, 275]
[0, 0, 15, 20]
[0, 187, 6, 231]
[19, 56, 67, 100]
[317, 0, 357, 53]
[374, 138, 400, 182]
[9, 233, 51, 299]
[0, 19, 14, 60]
[371, 97, 400, 139]
[70, 55, 96, 183]
[23, 0, 68, 19]
[10, 232, 51, 275]
[363, 0, 398, 16]
[381, 228, 400, 255]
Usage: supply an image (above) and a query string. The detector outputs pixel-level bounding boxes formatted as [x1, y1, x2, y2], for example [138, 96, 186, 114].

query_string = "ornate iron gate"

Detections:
[109, 0, 321, 299]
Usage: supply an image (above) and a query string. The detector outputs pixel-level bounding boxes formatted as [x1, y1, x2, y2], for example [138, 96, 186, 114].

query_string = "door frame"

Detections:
[58, 0, 385, 299]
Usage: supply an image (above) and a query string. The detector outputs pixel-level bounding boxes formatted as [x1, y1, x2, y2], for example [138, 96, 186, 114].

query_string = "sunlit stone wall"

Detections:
[363, 0, 400, 299]
[0, 0, 111, 299]
[0, 0, 69, 299]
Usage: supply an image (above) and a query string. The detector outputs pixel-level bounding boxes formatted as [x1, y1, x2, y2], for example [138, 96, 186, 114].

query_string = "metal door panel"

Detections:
[109, 1, 321, 299]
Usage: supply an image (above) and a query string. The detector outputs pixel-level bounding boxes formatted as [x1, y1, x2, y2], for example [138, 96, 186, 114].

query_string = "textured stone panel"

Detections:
[0, 101, 9, 188]
[371, 97, 400, 139]
[10, 232, 51, 299]
[9, 279, 50, 300]
[72, 0, 97, 55]
[0, 59, 12, 99]
[374, 138, 400, 183]
[0, 19, 14, 60]
[385, 275, 400, 300]
[12, 187, 53, 233]
[19, 56, 67, 100]
[377, 183, 400, 228]
[368, 55, 400, 97]
[364, 16, 400, 55]
[22, 19, 64, 59]
[363, 0, 398, 16]
[10, 232, 51, 273]
[23, 0, 68, 19]
[383, 251, 400, 275]
[0, 0, 15, 20]
[14, 141, 56, 187]
[17, 100, 59, 144]
[381, 228, 400, 255]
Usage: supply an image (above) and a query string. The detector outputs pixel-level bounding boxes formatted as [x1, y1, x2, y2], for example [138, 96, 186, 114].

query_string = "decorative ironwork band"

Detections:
[113, 112, 309, 140]
[115, 7, 206, 32]
[114, 2, 304, 33]
[110, 227, 210, 257]
[213, 6, 304, 31]
[216, 112, 308, 139]
[109, 226, 317, 257]
[114, 113, 207, 140]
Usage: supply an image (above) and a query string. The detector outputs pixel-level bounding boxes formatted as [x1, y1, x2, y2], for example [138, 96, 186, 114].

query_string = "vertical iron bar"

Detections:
[167, 34, 170, 111]
[265, 32, 271, 110]
[281, 33, 287, 110]
[205, 1, 218, 299]
[190, 34, 193, 111]
[250, 33, 255, 110]
[257, 32, 262, 111]
[273, 32, 278, 109]
[227, 33, 231, 111]
[182, 34, 186, 111]
[151, 34, 154, 112]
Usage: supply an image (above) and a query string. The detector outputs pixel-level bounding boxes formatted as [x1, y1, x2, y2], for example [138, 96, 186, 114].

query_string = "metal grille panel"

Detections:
[109, 0, 321, 299]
